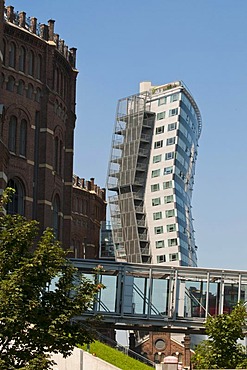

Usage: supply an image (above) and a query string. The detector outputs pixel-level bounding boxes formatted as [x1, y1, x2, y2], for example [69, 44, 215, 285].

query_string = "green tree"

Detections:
[192, 303, 247, 369]
[0, 190, 103, 369]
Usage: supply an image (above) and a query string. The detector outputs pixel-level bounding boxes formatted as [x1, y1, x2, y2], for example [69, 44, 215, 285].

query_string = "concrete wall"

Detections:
[51, 347, 121, 370]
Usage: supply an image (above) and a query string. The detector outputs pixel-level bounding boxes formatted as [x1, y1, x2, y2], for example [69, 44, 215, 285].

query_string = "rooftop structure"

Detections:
[3, 4, 77, 67]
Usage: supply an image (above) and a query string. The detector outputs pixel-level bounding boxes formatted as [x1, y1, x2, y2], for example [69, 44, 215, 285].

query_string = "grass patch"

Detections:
[79, 340, 153, 370]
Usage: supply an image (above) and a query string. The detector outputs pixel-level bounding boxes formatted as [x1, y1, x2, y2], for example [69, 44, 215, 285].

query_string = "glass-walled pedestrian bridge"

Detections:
[72, 259, 247, 334]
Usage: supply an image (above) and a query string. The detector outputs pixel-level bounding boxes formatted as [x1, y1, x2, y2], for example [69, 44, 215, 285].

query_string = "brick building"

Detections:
[71, 176, 106, 259]
[134, 332, 194, 367]
[0, 1, 106, 254]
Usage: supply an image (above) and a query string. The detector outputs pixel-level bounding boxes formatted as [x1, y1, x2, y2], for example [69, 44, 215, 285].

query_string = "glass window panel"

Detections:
[152, 197, 161, 206]
[154, 226, 164, 234]
[151, 278, 169, 315]
[153, 211, 162, 220]
[152, 169, 160, 178]
[184, 280, 207, 318]
[151, 183, 160, 192]
[157, 111, 166, 120]
[163, 181, 172, 189]
[154, 140, 163, 149]
[158, 97, 167, 106]
[156, 126, 164, 134]
[153, 154, 162, 163]
[99, 275, 117, 312]
[156, 240, 164, 248]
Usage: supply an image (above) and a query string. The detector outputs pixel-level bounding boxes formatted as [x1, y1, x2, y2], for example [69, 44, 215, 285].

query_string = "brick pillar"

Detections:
[6, 5, 14, 22]
[48, 19, 55, 41]
[18, 11, 26, 27]
[30, 17, 37, 34]
[183, 334, 191, 369]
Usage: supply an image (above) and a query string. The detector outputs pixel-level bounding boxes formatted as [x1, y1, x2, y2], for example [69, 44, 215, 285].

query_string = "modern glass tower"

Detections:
[107, 81, 202, 266]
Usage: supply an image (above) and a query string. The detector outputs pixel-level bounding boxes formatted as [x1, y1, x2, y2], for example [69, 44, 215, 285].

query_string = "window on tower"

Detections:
[169, 253, 179, 261]
[166, 137, 175, 145]
[168, 122, 177, 131]
[154, 226, 164, 234]
[158, 97, 167, 106]
[157, 255, 166, 263]
[169, 108, 178, 117]
[152, 197, 161, 206]
[168, 238, 178, 247]
[164, 195, 174, 204]
[167, 224, 176, 232]
[153, 211, 162, 221]
[166, 209, 175, 218]
[151, 169, 160, 178]
[153, 154, 162, 163]
[155, 240, 165, 249]
[154, 140, 163, 149]
[151, 183, 160, 192]
[170, 93, 179, 102]
[155, 126, 164, 134]
[165, 152, 174, 160]
[163, 181, 172, 189]
[157, 111, 166, 120]
[164, 166, 173, 175]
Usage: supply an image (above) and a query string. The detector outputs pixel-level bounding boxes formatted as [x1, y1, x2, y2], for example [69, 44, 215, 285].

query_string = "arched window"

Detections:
[63, 75, 67, 99]
[28, 50, 34, 76]
[8, 115, 17, 153]
[54, 100, 58, 113]
[35, 87, 41, 102]
[54, 137, 59, 172]
[6, 75, 15, 91]
[0, 73, 4, 89]
[26, 83, 33, 99]
[56, 68, 59, 92]
[53, 68, 57, 91]
[54, 136, 63, 175]
[60, 72, 64, 97]
[19, 46, 26, 72]
[53, 195, 60, 239]
[6, 178, 25, 215]
[2, 39, 6, 65]
[9, 42, 16, 68]
[59, 140, 62, 174]
[62, 107, 66, 121]
[74, 241, 79, 258]
[17, 79, 25, 95]
[57, 104, 62, 117]
[37, 54, 42, 80]
[19, 119, 27, 156]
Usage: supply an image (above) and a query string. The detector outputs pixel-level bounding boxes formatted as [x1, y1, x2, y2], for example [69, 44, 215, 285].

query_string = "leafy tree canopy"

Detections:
[0, 189, 103, 369]
[192, 303, 247, 369]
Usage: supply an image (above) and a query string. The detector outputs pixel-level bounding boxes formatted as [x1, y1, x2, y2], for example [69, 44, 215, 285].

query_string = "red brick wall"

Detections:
[135, 332, 193, 367]
[0, 4, 77, 249]
[71, 177, 106, 259]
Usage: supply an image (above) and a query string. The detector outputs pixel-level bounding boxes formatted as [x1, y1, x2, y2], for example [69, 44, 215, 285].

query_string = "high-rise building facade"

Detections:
[107, 81, 202, 266]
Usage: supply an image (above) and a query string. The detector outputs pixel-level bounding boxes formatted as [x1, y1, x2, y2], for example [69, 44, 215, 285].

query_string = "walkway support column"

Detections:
[129, 332, 135, 351]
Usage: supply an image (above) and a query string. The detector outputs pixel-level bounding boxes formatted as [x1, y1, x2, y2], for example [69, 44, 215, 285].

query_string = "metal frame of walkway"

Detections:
[71, 259, 247, 334]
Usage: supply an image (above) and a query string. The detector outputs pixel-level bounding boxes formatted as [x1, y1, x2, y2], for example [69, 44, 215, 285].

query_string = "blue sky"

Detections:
[8, 0, 247, 270]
